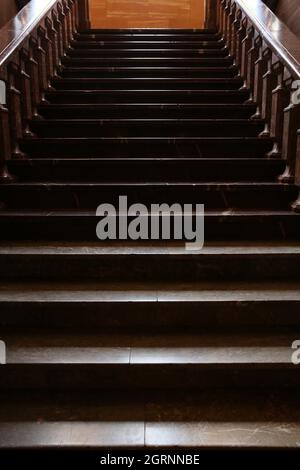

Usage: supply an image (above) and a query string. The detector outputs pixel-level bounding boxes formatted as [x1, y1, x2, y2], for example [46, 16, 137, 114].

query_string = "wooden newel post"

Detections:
[205, 0, 218, 30]
[77, 0, 91, 31]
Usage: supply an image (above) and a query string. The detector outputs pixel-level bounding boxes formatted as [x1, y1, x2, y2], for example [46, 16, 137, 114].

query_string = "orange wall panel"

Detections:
[89, 0, 205, 29]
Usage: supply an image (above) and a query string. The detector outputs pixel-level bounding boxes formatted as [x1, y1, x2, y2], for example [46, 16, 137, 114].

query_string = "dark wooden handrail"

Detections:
[235, 0, 300, 79]
[0, 1, 59, 67]
[0, 0, 90, 180]
[213, 0, 300, 211]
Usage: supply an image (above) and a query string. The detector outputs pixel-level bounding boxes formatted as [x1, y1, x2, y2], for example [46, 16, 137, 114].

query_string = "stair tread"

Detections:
[38, 103, 254, 108]
[22, 136, 271, 141]
[0, 240, 299, 254]
[1, 281, 299, 301]
[0, 182, 289, 187]
[0, 389, 299, 449]
[31, 118, 260, 124]
[1, 330, 298, 364]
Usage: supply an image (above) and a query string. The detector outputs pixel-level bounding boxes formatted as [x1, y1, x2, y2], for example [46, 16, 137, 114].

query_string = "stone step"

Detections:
[29, 119, 264, 138]
[0, 242, 299, 279]
[20, 136, 272, 158]
[0, 281, 299, 330]
[51, 76, 244, 90]
[0, 331, 299, 390]
[8, 157, 284, 182]
[44, 88, 251, 104]
[59, 65, 238, 78]
[0, 389, 299, 449]
[37, 103, 255, 119]
[0, 182, 296, 210]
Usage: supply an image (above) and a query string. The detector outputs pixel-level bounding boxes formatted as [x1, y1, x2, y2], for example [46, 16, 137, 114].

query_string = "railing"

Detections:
[207, 0, 300, 211]
[0, 0, 90, 181]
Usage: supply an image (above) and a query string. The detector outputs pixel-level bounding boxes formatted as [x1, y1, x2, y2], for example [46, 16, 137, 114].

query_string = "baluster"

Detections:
[231, 9, 242, 60]
[268, 66, 291, 156]
[7, 63, 24, 158]
[45, 18, 60, 76]
[251, 37, 265, 119]
[260, 51, 277, 136]
[57, 2, 68, 53]
[278, 101, 300, 182]
[0, 81, 13, 181]
[227, 1, 236, 53]
[24, 45, 40, 116]
[38, 26, 54, 83]
[241, 25, 254, 82]
[62, 0, 72, 45]
[29, 36, 47, 102]
[19, 49, 33, 133]
[224, 0, 231, 44]
[69, 0, 77, 36]
[246, 30, 260, 94]
[53, 9, 64, 60]
[235, 17, 247, 69]
[74, 0, 80, 32]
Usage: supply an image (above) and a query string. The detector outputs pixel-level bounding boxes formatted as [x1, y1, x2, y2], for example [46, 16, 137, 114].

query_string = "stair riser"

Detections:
[0, 252, 299, 280]
[0, 187, 295, 210]
[37, 104, 256, 120]
[80, 28, 218, 33]
[51, 78, 244, 90]
[71, 41, 225, 49]
[8, 160, 284, 182]
[45, 90, 250, 104]
[59, 67, 238, 78]
[74, 33, 222, 41]
[62, 57, 234, 67]
[1, 301, 299, 330]
[0, 365, 299, 390]
[67, 49, 229, 57]
[20, 139, 272, 158]
[29, 121, 264, 138]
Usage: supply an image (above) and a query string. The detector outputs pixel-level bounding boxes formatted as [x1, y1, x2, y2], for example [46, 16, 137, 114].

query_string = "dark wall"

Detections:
[275, 0, 300, 38]
[0, 1, 30, 29]
[0, 0, 18, 29]
[264, 0, 300, 38]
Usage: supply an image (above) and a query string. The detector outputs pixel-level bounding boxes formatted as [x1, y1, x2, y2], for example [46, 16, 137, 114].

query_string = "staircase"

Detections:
[0, 27, 300, 451]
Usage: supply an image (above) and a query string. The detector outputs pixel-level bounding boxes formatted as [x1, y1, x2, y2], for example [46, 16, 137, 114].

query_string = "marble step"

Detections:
[37, 103, 256, 119]
[8, 157, 284, 182]
[0, 242, 299, 279]
[51, 76, 244, 90]
[44, 88, 251, 104]
[62, 56, 234, 66]
[0, 331, 299, 390]
[0, 281, 299, 330]
[20, 136, 273, 158]
[29, 119, 264, 138]
[0, 389, 299, 449]
[70, 40, 225, 49]
[67, 48, 229, 57]
[59, 65, 238, 78]
[0, 182, 296, 210]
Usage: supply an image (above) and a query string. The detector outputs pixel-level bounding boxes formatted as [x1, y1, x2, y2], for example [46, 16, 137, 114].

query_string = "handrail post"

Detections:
[205, 0, 218, 30]
[77, 0, 91, 31]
